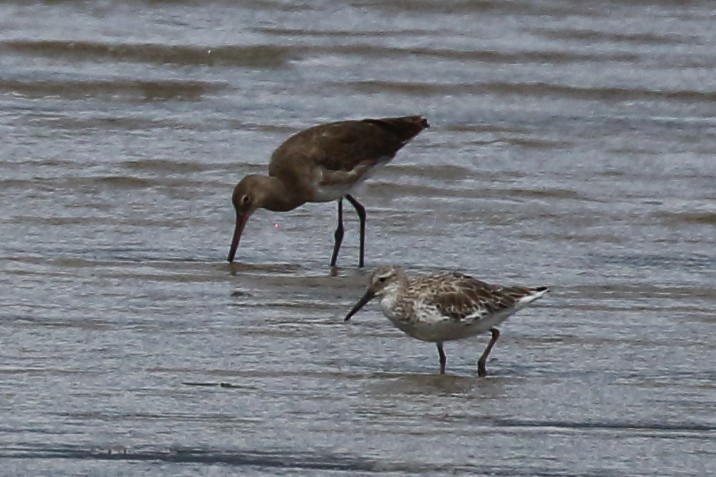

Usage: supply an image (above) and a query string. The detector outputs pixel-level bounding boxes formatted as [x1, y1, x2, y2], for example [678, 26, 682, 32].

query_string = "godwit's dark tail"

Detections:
[362, 115, 429, 147]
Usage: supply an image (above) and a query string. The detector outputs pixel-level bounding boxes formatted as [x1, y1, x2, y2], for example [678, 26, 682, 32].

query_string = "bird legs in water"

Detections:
[330, 194, 366, 268]
[477, 328, 500, 377]
[437, 342, 447, 374]
[435, 328, 501, 377]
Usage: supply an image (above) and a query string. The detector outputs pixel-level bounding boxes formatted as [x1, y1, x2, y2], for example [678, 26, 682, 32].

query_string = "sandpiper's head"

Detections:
[367, 265, 406, 295]
[228, 175, 268, 263]
[344, 265, 407, 321]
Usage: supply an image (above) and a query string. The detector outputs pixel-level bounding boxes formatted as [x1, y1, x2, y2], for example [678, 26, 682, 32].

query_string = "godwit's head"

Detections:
[227, 175, 269, 263]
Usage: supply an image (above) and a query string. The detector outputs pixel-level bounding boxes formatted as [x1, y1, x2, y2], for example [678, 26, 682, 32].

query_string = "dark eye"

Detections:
[378, 276, 387, 283]
[241, 195, 251, 205]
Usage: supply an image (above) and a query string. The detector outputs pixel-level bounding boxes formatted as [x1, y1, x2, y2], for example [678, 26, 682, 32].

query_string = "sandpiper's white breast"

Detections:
[378, 285, 402, 323]
[379, 294, 519, 343]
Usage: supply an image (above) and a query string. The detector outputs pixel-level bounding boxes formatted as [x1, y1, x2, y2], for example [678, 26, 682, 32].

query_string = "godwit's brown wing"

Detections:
[268, 115, 429, 189]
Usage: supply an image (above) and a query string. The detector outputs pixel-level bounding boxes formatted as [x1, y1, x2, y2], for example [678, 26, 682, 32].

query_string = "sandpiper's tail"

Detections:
[516, 286, 550, 307]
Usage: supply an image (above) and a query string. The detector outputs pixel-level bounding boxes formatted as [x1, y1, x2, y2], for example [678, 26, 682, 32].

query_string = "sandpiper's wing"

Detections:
[418, 272, 544, 323]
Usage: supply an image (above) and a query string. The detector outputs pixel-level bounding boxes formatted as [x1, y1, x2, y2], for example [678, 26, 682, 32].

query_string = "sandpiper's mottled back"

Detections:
[345, 265, 549, 376]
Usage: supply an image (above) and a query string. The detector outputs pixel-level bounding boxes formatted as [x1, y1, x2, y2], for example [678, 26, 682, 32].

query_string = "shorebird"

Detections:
[344, 265, 549, 376]
[227, 115, 429, 267]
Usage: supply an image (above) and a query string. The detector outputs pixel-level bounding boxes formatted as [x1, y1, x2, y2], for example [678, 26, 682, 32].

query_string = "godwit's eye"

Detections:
[241, 195, 251, 205]
[378, 276, 387, 283]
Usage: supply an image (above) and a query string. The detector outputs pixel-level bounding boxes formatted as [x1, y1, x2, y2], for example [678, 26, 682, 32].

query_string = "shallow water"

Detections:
[1, 1, 715, 475]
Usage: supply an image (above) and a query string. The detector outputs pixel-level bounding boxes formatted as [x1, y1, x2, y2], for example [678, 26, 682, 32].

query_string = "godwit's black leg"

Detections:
[477, 328, 500, 377]
[345, 194, 366, 267]
[437, 342, 447, 375]
[330, 198, 345, 268]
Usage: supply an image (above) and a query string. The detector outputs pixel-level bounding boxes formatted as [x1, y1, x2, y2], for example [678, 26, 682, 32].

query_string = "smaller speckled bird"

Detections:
[344, 265, 549, 376]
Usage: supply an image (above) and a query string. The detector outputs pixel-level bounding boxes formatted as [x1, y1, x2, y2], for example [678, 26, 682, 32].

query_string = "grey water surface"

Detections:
[1, 1, 715, 475]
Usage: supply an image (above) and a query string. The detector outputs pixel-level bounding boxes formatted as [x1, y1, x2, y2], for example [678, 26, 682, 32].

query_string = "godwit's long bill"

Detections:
[228, 116, 429, 267]
[345, 265, 549, 376]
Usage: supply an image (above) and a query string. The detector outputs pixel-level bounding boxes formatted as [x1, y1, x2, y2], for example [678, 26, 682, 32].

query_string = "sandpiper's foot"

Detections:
[477, 328, 500, 377]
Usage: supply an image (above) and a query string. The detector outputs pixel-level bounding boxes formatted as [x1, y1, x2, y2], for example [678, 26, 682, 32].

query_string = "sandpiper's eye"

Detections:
[378, 276, 387, 283]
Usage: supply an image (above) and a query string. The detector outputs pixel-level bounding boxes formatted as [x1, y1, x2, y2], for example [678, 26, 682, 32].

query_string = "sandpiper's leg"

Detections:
[330, 199, 345, 268]
[436, 342, 447, 374]
[345, 194, 366, 268]
[477, 328, 500, 377]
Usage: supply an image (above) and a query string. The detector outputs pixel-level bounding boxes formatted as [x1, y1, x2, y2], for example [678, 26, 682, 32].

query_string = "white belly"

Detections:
[381, 298, 516, 343]
[310, 159, 390, 202]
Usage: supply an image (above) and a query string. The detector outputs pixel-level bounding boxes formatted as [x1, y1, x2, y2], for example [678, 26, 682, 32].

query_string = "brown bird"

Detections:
[228, 116, 429, 267]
